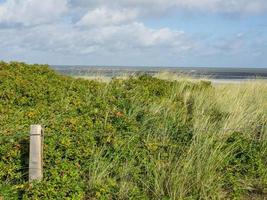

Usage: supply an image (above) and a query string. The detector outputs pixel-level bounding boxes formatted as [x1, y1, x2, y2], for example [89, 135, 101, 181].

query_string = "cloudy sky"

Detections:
[0, 0, 267, 67]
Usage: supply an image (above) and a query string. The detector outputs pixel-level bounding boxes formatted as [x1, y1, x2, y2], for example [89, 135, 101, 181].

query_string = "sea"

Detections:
[51, 65, 267, 81]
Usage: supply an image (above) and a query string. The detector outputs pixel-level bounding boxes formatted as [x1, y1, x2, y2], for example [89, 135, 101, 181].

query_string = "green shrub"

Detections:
[0, 62, 266, 199]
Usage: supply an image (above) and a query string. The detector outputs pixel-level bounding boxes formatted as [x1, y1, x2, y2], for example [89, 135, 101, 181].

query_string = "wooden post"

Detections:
[29, 125, 44, 182]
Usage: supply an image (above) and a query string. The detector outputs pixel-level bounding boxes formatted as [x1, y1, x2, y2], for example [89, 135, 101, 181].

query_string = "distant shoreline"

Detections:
[208, 78, 267, 85]
[52, 65, 267, 81]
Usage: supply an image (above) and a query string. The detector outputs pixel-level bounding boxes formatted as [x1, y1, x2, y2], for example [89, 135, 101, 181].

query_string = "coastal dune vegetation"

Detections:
[0, 62, 267, 199]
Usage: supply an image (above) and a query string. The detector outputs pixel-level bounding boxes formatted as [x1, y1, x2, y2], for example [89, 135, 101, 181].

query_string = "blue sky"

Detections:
[0, 0, 267, 67]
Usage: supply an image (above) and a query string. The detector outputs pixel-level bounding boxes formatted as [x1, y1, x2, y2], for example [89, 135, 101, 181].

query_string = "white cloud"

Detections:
[0, 21, 193, 57]
[0, 0, 266, 67]
[0, 0, 68, 26]
[0, 0, 266, 27]
[69, 0, 267, 16]
[77, 7, 138, 27]
[119, 23, 188, 49]
[124, 0, 267, 14]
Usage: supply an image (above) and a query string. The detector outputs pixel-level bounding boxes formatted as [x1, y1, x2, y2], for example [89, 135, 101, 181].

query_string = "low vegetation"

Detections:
[0, 62, 267, 199]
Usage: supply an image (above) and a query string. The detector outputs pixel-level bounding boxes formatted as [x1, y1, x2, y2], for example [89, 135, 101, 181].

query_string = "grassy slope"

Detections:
[0, 62, 267, 199]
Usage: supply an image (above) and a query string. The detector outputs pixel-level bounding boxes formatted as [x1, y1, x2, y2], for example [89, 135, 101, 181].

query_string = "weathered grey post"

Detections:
[29, 125, 44, 182]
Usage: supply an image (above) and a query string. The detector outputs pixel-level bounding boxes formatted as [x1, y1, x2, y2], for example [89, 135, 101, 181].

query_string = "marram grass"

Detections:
[0, 62, 266, 199]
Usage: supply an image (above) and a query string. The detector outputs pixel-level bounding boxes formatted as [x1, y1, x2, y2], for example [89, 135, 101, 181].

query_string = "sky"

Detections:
[0, 0, 267, 67]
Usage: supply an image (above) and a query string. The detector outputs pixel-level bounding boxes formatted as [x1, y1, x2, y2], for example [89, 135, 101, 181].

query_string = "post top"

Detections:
[30, 125, 43, 136]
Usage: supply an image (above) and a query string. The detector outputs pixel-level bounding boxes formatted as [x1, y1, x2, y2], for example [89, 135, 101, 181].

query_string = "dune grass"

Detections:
[0, 62, 267, 199]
